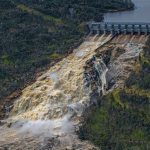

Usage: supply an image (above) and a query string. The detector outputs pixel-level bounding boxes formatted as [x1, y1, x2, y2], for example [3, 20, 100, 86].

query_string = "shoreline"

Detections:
[106, 6, 134, 13]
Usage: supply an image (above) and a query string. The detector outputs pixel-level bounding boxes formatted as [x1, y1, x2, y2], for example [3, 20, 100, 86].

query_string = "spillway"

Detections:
[0, 34, 148, 150]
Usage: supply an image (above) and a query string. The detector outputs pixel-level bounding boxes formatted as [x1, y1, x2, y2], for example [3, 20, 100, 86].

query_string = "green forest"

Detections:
[0, 0, 133, 100]
[79, 40, 150, 149]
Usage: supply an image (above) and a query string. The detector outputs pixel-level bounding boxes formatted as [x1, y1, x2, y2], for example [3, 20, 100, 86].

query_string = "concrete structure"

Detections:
[88, 22, 150, 35]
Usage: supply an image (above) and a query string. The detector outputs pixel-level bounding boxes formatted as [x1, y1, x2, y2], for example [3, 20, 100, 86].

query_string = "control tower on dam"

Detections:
[88, 22, 150, 35]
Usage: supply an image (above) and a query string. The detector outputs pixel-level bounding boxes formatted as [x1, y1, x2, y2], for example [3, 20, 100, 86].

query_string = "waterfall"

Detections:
[93, 57, 108, 95]
[84, 56, 109, 101]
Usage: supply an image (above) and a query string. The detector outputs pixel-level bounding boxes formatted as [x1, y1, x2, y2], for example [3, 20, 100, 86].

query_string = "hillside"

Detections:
[0, 0, 134, 101]
[79, 39, 150, 149]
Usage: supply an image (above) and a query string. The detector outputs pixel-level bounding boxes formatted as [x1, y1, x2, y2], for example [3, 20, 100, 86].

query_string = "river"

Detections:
[104, 0, 150, 23]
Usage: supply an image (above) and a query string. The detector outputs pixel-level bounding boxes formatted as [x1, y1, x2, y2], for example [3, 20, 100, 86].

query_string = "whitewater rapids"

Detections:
[0, 34, 112, 150]
[0, 34, 148, 150]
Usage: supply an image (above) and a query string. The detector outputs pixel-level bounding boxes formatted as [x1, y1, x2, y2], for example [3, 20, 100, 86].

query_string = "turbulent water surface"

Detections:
[0, 35, 112, 150]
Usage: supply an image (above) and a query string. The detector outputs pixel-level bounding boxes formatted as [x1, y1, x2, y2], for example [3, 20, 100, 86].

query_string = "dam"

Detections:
[88, 22, 150, 35]
[0, 0, 149, 149]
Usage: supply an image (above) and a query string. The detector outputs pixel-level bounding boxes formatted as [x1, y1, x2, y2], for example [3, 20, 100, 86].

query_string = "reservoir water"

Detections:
[104, 0, 150, 23]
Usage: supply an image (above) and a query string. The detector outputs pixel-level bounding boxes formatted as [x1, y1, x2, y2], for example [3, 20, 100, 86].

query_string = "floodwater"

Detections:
[104, 0, 150, 23]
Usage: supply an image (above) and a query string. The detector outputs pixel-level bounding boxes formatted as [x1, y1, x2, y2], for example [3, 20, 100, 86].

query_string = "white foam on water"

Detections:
[11, 115, 74, 138]
[50, 72, 58, 81]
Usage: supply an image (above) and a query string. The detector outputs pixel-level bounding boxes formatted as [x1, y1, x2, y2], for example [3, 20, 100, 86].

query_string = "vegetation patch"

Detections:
[16, 4, 63, 25]
[49, 53, 63, 59]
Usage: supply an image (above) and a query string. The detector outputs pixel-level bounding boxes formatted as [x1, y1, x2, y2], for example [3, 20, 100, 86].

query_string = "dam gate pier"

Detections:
[88, 22, 150, 35]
